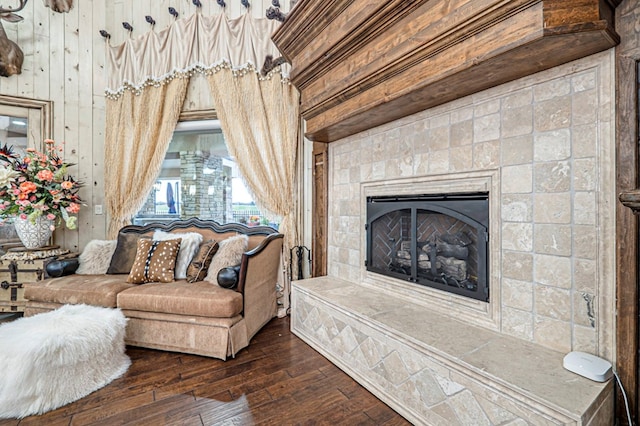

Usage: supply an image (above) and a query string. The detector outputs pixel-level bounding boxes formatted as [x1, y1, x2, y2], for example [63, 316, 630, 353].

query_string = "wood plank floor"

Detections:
[0, 316, 410, 425]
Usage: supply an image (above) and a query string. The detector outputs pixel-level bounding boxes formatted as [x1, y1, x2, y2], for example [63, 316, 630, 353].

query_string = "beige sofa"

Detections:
[23, 218, 284, 360]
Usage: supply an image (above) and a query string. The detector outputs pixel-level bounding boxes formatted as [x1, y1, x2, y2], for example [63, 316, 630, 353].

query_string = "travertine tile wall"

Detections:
[327, 51, 616, 357]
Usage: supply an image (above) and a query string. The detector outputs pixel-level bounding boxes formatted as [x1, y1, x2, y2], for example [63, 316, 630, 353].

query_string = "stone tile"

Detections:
[473, 140, 500, 169]
[534, 96, 572, 131]
[573, 90, 598, 126]
[572, 124, 598, 158]
[502, 164, 533, 194]
[370, 160, 386, 180]
[501, 134, 534, 166]
[534, 254, 572, 288]
[377, 350, 411, 385]
[572, 70, 596, 92]
[474, 99, 501, 117]
[573, 158, 597, 191]
[414, 128, 432, 154]
[428, 150, 450, 174]
[449, 390, 491, 426]
[502, 194, 533, 222]
[501, 105, 533, 138]
[476, 395, 518, 425]
[534, 224, 572, 256]
[573, 258, 597, 293]
[573, 325, 597, 354]
[430, 114, 450, 128]
[413, 152, 430, 175]
[451, 106, 474, 123]
[450, 119, 473, 147]
[430, 402, 462, 426]
[384, 156, 414, 178]
[573, 225, 597, 260]
[412, 369, 448, 406]
[426, 126, 451, 152]
[502, 222, 533, 251]
[533, 193, 571, 224]
[434, 374, 465, 397]
[502, 88, 533, 109]
[360, 162, 372, 181]
[450, 146, 473, 172]
[534, 129, 571, 161]
[502, 307, 534, 339]
[533, 78, 571, 102]
[573, 291, 596, 328]
[534, 161, 571, 192]
[534, 315, 572, 352]
[502, 278, 533, 311]
[574, 191, 596, 225]
[473, 113, 501, 142]
[502, 251, 533, 281]
[534, 284, 571, 321]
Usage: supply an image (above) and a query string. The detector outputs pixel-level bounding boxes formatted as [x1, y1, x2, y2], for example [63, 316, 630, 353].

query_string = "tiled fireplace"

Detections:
[292, 50, 616, 424]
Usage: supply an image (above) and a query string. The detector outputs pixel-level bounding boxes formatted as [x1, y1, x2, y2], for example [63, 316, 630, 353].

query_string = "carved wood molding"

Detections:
[273, 0, 620, 142]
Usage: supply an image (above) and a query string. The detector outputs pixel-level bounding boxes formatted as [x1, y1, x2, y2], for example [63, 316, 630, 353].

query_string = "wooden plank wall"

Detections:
[0, 0, 290, 252]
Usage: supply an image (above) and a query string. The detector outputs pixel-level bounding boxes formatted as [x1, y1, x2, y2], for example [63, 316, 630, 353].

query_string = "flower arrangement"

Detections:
[0, 139, 83, 230]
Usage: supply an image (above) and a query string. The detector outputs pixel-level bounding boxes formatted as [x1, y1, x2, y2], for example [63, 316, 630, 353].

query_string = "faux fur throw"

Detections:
[204, 234, 249, 285]
[0, 304, 131, 419]
[76, 239, 118, 275]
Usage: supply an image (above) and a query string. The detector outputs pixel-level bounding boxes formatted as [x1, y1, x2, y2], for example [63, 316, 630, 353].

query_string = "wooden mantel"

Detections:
[273, 0, 621, 142]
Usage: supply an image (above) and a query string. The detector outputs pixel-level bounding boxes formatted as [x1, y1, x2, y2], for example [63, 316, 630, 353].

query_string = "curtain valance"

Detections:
[106, 12, 284, 98]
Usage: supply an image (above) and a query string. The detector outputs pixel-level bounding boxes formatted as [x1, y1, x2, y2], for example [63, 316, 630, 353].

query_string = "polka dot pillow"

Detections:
[127, 238, 182, 284]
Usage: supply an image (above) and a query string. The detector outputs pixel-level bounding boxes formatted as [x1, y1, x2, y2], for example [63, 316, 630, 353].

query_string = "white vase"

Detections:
[13, 216, 54, 249]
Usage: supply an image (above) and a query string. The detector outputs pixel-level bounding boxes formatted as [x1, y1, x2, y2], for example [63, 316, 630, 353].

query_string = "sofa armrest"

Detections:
[237, 233, 284, 339]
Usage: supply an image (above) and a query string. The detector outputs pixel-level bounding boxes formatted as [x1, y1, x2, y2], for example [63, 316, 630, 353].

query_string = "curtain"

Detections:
[104, 78, 189, 238]
[207, 69, 301, 316]
[104, 11, 301, 314]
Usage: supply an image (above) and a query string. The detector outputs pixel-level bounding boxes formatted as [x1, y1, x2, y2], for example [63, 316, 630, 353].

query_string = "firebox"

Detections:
[366, 192, 489, 302]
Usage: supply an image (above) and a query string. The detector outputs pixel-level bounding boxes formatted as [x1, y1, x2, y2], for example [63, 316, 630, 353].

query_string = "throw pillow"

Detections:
[76, 239, 117, 275]
[107, 232, 146, 274]
[204, 234, 248, 285]
[186, 240, 219, 283]
[153, 230, 203, 279]
[127, 238, 181, 284]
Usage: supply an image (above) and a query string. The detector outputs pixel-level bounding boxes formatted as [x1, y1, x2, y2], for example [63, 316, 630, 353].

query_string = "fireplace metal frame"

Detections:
[365, 192, 489, 302]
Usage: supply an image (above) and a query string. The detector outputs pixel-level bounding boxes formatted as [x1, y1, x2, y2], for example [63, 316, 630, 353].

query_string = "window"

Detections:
[134, 119, 278, 228]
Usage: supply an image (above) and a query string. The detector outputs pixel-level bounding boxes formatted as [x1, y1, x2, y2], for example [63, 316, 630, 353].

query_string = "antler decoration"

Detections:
[43, 0, 73, 13]
[168, 7, 179, 19]
[241, 0, 250, 8]
[145, 15, 155, 27]
[0, 0, 28, 77]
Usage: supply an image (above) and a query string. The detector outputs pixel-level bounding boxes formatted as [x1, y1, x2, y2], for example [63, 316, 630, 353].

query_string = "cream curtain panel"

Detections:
[104, 11, 300, 314]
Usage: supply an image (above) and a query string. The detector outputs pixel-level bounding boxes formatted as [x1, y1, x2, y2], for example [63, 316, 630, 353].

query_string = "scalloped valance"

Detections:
[106, 12, 284, 98]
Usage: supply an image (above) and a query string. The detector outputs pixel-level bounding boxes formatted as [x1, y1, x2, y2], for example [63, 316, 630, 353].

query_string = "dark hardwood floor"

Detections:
[0, 316, 409, 425]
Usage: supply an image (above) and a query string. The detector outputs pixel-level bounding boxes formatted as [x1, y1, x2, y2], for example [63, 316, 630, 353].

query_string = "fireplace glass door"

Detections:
[366, 193, 489, 302]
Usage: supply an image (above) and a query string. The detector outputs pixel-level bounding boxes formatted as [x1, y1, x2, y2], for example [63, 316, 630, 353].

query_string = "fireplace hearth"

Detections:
[366, 193, 489, 302]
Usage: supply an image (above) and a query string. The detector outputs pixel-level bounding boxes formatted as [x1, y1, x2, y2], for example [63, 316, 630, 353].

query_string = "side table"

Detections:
[0, 246, 70, 313]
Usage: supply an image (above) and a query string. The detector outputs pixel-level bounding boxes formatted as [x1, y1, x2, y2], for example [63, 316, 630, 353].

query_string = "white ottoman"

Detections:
[0, 304, 131, 419]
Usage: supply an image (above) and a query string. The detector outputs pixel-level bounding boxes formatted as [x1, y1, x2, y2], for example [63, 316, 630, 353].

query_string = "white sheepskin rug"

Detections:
[0, 304, 131, 419]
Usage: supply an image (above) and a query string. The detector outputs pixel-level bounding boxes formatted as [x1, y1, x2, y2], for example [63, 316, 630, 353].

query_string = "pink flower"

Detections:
[66, 202, 80, 214]
[61, 181, 73, 190]
[46, 213, 55, 220]
[19, 213, 26, 220]
[36, 169, 54, 182]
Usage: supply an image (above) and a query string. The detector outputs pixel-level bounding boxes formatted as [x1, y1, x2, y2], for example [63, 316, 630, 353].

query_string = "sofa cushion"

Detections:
[76, 239, 117, 275]
[186, 240, 219, 283]
[117, 281, 243, 318]
[128, 239, 181, 284]
[204, 234, 248, 284]
[107, 232, 147, 274]
[24, 275, 136, 308]
[153, 230, 203, 279]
